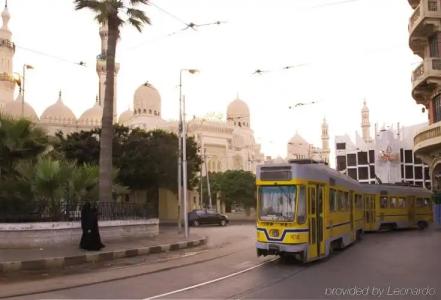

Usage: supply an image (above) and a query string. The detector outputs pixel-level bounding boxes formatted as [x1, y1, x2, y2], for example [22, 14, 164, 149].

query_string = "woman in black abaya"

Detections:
[80, 202, 105, 250]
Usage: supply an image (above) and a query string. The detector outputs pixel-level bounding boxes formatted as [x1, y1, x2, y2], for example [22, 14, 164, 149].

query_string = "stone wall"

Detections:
[0, 219, 159, 248]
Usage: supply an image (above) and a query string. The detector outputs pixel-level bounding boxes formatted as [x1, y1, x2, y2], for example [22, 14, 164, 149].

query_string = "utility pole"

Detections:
[204, 148, 213, 210]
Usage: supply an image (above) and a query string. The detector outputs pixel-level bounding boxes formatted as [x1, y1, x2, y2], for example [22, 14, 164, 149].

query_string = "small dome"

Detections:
[133, 82, 161, 117]
[2, 93, 38, 122]
[40, 92, 76, 125]
[227, 97, 250, 127]
[118, 108, 133, 124]
[78, 101, 102, 127]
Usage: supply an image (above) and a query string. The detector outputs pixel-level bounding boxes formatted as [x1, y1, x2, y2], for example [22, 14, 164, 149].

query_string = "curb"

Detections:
[0, 237, 207, 273]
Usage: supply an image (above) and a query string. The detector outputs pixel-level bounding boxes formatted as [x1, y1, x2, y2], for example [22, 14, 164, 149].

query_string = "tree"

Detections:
[0, 116, 48, 178]
[201, 170, 256, 212]
[118, 129, 202, 191]
[223, 170, 256, 211]
[53, 125, 129, 165]
[74, 0, 150, 203]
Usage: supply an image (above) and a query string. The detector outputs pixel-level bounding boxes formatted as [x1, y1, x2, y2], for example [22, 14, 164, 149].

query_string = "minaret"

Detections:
[361, 100, 372, 143]
[0, 0, 15, 108]
[321, 117, 330, 163]
[96, 21, 120, 123]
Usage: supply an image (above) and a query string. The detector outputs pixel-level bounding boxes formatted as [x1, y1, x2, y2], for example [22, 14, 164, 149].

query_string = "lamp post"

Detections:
[178, 68, 199, 239]
[21, 64, 33, 118]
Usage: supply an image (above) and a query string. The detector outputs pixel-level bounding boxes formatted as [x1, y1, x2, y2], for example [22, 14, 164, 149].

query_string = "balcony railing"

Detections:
[412, 58, 441, 91]
[409, 0, 441, 37]
[414, 122, 441, 152]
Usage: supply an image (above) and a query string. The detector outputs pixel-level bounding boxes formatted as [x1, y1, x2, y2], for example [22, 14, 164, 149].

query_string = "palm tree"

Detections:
[74, 0, 150, 203]
[0, 116, 48, 177]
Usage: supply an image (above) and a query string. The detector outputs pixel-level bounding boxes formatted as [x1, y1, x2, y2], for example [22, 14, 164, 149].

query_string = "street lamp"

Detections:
[178, 68, 199, 239]
[21, 64, 33, 118]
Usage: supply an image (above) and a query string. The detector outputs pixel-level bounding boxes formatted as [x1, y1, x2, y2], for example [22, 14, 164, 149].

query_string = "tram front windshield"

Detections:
[259, 185, 296, 222]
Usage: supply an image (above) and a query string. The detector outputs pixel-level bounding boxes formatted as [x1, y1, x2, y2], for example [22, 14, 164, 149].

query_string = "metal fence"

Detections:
[0, 201, 155, 223]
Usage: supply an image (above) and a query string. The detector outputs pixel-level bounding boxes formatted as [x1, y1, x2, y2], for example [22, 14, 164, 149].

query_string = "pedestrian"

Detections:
[79, 202, 105, 251]
[90, 205, 105, 250]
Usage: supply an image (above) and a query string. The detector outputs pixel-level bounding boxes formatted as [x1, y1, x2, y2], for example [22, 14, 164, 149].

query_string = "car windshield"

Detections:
[258, 185, 296, 222]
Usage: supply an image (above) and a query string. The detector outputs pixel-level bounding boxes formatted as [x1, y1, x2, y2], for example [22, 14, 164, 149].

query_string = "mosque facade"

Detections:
[0, 4, 264, 220]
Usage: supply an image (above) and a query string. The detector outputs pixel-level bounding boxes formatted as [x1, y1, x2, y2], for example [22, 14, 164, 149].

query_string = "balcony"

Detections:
[414, 122, 441, 158]
[409, 0, 441, 55]
[411, 58, 441, 104]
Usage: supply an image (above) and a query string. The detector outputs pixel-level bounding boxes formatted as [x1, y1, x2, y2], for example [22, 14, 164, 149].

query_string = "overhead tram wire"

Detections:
[125, 1, 226, 51]
[15, 44, 87, 68]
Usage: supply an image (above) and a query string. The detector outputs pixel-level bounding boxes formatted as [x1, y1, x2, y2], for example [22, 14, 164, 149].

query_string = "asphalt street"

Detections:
[4, 224, 441, 300]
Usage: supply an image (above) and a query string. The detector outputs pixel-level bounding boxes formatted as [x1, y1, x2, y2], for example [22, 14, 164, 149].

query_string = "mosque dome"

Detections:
[288, 133, 308, 146]
[2, 93, 38, 122]
[133, 82, 161, 117]
[118, 108, 133, 124]
[78, 100, 102, 127]
[40, 92, 76, 125]
[227, 97, 250, 127]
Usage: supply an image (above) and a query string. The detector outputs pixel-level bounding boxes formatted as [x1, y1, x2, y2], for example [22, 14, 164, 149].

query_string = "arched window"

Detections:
[149, 109, 152, 114]
[238, 122, 241, 127]
[143, 109, 147, 113]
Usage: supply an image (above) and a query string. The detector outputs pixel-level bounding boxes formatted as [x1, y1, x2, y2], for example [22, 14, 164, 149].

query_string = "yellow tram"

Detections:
[256, 160, 433, 263]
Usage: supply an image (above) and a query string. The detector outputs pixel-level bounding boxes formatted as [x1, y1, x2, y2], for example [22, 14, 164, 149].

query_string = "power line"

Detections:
[15, 44, 87, 67]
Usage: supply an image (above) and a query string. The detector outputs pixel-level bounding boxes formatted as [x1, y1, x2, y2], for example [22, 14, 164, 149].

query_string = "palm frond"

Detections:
[129, 0, 149, 6]
[74, 0, 103, 11]
[127, 7, 150, 26]
[127, 17, 143, 32]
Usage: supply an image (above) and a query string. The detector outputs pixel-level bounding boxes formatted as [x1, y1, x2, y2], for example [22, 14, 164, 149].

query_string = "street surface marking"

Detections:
[145, 258, 278, 299]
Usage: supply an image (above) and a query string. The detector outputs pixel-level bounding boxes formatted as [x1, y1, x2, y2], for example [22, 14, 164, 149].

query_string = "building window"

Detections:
[404, 150, 413, 163]
[336, 143, 346, 150]
[336, 156, 346, 171]
[424, 167, 430, 180]
[348, 168, 357, 180]
[400, 148, 404, 163]
[415, 166, 423, 179]
[347, 154, 356, 166]
[401, 164, 404, 179]
[369, 150, 375, 163]
[433, 94, 441, 123]
[429, 34, 440, 57]
[358, 151, 368, 165]
[370, 165, 375, 179]
[358, 167, 368, 180]
[405, 165, 414, 179]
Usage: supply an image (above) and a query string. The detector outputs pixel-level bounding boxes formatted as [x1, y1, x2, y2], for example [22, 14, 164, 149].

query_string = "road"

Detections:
[5, 224, 441, 299]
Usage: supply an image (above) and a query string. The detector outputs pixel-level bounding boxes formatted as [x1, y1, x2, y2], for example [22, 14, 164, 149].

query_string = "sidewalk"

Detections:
[0, 226, 207, 273]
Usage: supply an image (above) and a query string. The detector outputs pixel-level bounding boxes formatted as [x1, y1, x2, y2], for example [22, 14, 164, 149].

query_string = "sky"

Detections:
[8, 0, 426, 161]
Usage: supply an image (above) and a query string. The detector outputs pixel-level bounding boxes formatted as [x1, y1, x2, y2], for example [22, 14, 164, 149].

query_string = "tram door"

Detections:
[308, 185, 325, 259]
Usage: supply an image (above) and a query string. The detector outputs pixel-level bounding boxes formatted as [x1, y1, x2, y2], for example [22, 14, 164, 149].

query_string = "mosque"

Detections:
[0, 3, 264, 220]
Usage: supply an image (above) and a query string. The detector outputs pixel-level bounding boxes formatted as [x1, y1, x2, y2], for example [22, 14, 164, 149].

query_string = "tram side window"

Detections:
[344, 192, 350, 211]
[417, 198, 431, 207]
[390, 197, 397, 208]
[355, 194, 363, 209]
[397, 197, 405, 208]
[297, 186, 306, 224]
[380, 196, 388, 208]
[329, 189, 336, 212]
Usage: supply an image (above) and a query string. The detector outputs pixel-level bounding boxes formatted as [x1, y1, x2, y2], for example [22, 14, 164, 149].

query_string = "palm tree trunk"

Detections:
[99, 17, 118, 204]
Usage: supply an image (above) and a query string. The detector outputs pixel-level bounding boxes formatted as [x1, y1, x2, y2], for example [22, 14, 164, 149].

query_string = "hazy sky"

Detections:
[9, 0, 425, 159]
